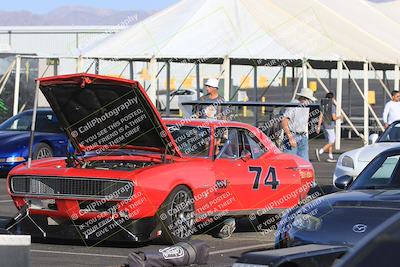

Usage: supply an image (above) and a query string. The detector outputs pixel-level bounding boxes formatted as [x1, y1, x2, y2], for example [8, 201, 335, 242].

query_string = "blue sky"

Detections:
[0, 0, 181, 13]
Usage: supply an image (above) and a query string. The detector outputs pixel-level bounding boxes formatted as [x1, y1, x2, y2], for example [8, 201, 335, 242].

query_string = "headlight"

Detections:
[6, 157, 26, 163]
[292, 214, 321, 231]
[341, 156, 354, 169]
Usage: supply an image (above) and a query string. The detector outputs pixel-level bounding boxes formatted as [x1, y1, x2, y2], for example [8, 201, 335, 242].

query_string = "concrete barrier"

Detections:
[0, 235, 30, 267]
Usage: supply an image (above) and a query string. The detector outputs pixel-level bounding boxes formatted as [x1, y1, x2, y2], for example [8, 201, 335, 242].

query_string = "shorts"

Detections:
[324, 128, 336, 144]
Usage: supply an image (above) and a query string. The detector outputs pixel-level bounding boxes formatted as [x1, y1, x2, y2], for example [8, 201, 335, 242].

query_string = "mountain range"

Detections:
[0, 6, 154, 26]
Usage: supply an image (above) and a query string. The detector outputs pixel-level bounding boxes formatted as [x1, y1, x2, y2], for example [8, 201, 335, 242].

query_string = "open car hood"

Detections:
[38, 73, 181, 157]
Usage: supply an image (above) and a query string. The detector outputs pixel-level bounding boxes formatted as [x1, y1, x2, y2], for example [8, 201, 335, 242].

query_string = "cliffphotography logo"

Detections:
[352, 223, 367, 233]
[159, 246, 185, 259]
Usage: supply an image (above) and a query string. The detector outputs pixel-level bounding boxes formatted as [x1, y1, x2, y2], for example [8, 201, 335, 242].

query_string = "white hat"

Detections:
[296, 87, 317, 102]
[205, 78, 219, 88]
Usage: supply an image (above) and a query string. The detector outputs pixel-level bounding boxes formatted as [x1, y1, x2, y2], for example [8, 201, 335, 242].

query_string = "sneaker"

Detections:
[315, 149, 321, 162]
[326, 158, 337, 163]
[217, 218, 236, 239]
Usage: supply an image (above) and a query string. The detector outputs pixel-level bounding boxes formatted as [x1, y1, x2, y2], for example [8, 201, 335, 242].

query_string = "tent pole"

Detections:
[302, 59, 307, 89]
[129, 61, 134, 80]
[76, 56, 83, 73]
[53, 58, 58, 76]
[395, 64, 399, 91]
[0, 59, 16, 95]
[291, 66, 295, 96]
[335, 60, 343, 150]
[254, 64, 258, 125]
[363, 61, 369, 146]
[149, 56, 157, 104]
[282, 66, 286, 99]
[166, 61, 171, 116]
[291, 70, 302, 101]
[223, 56, 231, 101]
[13, 55, 21, 116]
[196, 62, 200, 100]
[348, 71, 351, 118]
[94, 59, 99, 74]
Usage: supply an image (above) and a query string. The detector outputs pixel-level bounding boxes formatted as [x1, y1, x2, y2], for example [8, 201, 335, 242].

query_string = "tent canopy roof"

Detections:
[80, 0, 400, 68]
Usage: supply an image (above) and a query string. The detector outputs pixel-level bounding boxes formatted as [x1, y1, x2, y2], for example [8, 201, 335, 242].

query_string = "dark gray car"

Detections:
[276, 147, 400, 248]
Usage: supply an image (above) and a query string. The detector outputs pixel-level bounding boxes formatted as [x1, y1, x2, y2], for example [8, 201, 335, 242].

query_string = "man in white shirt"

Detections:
[281, 88, 317, 161]
[383, 91, 400, 129]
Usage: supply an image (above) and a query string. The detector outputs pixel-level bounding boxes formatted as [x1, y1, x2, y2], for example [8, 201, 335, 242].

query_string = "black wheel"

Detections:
[33, 143, 53, 159]
[157, 185, 195, 244]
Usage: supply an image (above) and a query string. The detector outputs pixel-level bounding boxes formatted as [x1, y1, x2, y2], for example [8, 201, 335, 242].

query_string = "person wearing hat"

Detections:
[281, 88, 316, 161]
[194, 78, 225, 119]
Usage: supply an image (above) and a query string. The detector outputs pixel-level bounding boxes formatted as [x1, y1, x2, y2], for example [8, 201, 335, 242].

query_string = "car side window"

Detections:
[239, 130, 267, 159]
[36, 113, 63, 133]
[215, 127, 239, 159]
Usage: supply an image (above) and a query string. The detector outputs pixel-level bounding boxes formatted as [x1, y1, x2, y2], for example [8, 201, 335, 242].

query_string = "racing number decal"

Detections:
[249, 166, 279, 190]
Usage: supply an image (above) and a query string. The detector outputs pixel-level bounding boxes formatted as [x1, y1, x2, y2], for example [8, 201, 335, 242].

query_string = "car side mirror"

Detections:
[335, 175, 353, 190]
[368, 133, 379, 144]
[240, 150, 252, 162]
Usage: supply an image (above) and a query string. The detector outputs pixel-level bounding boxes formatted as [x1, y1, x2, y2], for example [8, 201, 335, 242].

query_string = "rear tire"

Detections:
[157, 185, 195, 244]
[33, 143, 53, 159]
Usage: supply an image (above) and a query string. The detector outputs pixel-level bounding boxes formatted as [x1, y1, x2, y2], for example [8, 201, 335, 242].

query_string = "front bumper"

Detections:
[0, 162, 23, 177]
[8, 212, 159, 243]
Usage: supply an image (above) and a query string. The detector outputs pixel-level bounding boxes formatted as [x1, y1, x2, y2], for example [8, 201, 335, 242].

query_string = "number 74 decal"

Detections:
[249, 166, 279, 190]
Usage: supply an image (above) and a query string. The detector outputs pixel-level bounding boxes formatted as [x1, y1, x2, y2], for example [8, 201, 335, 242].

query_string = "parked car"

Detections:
[7, 73, 314, 244]
[276, 146, 400, 248]
[333, 120, 400, 184]
[156, 89, 203, 110]
[0, 109, 67, 176]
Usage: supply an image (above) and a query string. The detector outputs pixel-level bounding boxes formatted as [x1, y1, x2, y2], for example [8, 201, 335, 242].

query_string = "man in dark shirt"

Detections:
[195, 78, 225, 119]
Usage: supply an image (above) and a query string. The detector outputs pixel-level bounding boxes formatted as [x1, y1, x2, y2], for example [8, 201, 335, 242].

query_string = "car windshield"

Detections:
[0, 112, 62, 133]
[351, 152, 400, 190]
[167, 124, 211, 157]
[378, 122, 400, 142]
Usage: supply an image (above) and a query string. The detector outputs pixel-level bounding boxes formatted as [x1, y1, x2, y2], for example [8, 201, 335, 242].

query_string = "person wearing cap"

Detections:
[194, 78, 225, 119]
[281, 88, 316, 161]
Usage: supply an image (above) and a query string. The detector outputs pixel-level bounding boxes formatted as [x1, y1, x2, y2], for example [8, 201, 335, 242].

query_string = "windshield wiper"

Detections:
[359, 185, 399, 190]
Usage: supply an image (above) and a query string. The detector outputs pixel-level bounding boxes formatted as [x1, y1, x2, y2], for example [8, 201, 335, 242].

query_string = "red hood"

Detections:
[38, 73, 181, 157]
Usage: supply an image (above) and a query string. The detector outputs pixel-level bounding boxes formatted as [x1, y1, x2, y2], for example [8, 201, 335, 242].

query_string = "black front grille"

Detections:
[10, 176, 134, 200]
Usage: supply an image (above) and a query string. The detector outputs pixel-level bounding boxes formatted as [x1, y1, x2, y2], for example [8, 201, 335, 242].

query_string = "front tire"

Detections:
[33, 143, 53, 159]
[157, 185, 195, 244]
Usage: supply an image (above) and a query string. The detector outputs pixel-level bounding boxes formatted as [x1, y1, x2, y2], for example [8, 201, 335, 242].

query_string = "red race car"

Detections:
[7, 73, 314, 244]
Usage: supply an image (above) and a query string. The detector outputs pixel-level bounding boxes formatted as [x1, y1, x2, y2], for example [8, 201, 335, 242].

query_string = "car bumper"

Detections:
[8, 213, 159, 243]
[0, 162, 23, 177]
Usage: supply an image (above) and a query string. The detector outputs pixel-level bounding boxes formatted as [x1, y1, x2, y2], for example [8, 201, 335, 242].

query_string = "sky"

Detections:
[0, 0, 181, 13]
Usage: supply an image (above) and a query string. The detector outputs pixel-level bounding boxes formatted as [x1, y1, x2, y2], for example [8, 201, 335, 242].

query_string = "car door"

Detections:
[238, 129, 286, 211]
[212, 127, 279, 214]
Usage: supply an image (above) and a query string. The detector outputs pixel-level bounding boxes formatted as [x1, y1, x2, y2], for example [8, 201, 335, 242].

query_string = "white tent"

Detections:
[80, 0, 400, 148]
[81, 0, 400, 64]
